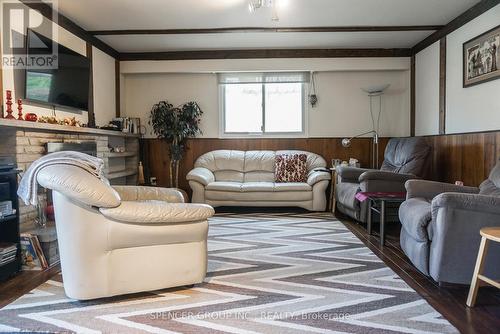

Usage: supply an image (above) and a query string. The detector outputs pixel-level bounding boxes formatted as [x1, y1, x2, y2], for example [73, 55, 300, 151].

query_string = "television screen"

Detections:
[25, 30, 90, 111]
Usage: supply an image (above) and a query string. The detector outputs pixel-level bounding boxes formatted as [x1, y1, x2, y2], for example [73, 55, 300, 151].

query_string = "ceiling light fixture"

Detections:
[248, 0, 279, 21]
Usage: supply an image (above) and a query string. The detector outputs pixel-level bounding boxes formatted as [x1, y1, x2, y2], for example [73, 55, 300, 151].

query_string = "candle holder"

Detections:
[4, 90, 15, 119]
[17, 99, 23, 120]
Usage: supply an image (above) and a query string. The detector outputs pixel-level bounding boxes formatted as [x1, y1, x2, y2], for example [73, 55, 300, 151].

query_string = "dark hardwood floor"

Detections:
[339, 213, 500, 334]
[0, 209, 499, 334]
[0, 263, 60, 309]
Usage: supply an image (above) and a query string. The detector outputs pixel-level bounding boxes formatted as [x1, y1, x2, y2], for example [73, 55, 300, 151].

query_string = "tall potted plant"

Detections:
[149, 100, 203, 188]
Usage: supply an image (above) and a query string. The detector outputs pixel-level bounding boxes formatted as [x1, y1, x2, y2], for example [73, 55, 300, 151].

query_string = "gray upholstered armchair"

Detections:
[399, 161, 500, 285]
[336, 137, 431, 222]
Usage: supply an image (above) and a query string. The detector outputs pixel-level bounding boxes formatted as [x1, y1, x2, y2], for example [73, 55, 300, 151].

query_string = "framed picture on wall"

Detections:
[463, 24, 500, 88]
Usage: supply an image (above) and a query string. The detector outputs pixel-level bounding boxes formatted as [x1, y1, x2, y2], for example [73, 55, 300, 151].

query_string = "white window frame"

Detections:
[219, 78, 309, 139]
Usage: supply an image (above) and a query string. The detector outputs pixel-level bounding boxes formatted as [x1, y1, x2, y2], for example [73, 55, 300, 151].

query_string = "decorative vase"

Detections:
[25, 113, 38, 122]
[17, 99, 23, 120]
[4, 90, 14, 119]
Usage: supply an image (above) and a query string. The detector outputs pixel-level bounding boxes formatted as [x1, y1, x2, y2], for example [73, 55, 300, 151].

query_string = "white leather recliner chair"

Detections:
[36, 165, 214, 300]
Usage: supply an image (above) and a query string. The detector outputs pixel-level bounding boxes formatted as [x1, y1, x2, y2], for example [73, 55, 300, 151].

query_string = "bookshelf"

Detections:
[0, 162, 21, 281]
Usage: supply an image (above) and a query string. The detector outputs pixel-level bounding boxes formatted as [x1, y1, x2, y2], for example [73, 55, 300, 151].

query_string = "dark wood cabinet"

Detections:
[0, 160, 21, 281]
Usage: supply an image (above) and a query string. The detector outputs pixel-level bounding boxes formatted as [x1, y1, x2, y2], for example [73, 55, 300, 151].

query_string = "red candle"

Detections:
[17, 99, 23, 120]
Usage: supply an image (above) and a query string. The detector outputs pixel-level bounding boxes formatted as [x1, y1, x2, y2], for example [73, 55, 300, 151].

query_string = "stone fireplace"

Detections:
[0, 119, 139, 232]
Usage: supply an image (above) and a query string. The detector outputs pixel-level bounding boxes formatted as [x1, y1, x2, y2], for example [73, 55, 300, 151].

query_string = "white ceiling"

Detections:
[57, 0, 481, 52]
[99, 31, 435, 53]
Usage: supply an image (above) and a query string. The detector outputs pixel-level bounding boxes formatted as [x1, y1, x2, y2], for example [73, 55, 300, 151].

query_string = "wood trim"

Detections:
[19, 0, 119, 59]
[412, 0, 500, 54]
[439, 38, 446, 135]
[91, 26, 444, 35]
[410, 54, 416, 136]
[115, 60, 120, 118]
[120, 48, 412, 61]
[86, 43, 95, 127]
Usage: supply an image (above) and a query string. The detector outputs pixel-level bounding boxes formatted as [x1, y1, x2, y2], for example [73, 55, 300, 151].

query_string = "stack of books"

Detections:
[0, 242, 18, 266]
[20, 234, 48, 271]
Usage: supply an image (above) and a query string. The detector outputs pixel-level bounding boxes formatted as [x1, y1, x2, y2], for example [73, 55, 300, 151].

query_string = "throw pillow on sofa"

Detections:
[275, 154, 308, 183]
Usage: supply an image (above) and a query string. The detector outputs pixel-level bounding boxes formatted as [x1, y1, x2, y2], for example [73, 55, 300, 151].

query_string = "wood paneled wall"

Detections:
[423, 131, 500, 187]
[141, 137, 389, 194]
[142, 131, 500, 196]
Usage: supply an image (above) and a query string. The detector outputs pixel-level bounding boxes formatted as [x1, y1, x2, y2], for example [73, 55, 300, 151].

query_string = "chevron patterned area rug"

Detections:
[0, 212, 458, 334]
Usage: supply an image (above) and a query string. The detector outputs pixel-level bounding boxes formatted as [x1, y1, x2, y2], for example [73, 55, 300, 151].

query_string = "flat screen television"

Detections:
[25, 30, 90, 111]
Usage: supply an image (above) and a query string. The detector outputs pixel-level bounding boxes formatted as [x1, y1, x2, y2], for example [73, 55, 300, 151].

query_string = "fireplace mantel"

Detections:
[0, 118, 140, 138]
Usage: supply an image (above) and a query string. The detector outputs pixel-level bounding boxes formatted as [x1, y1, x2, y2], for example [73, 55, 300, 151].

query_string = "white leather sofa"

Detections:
[187, 150, 330, 211]
[36, 164, 214, 300]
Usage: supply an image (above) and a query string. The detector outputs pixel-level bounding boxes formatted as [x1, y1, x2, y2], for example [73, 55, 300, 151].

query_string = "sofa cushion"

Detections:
[274, 182, 311, 192]
[195, 150, 245, 172]
[380, 137, 431, 177]
[399, 198, 432, 242]
[37, 165, 121, 208]
[479, 179, 500, 197]
[244, 171, 275, 183]
[213, 170, 244, 183]
[275, 154, 308, 183]
[205, 190, 312, 202]
[241, 182, 275, 192]
[244, 151, 275, 172]
[206, 182, 242, 192]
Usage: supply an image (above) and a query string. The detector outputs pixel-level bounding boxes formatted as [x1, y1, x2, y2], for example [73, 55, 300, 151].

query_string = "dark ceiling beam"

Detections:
[412, 0, 500, 54]
[119, 48, 412, 61]
[19, 0, 119, 59]
[91, 26, 443, 36]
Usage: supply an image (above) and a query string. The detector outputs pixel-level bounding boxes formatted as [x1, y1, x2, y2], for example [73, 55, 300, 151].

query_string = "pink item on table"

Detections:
[355, 192, 406, 202]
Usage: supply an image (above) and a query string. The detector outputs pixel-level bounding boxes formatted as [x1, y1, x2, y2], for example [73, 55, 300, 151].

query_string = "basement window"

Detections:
[219, 72, 308, 137]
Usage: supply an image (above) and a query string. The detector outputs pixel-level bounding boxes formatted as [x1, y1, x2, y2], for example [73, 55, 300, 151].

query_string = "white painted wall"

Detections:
[1, 0, 116, 126]
[124, 73, 219, 137]
[415, 41, 440, 136]
[414, 4, 500, 135]
[446, 4, 500, 134]
[92, 47, 116, 127]
[122, 68, 410, 139]
[308, 71, 409, 138]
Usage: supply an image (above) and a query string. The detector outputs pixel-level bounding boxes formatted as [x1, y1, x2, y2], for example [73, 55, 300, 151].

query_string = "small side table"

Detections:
[466, 227, 500, 307]
[328, 167, 337, 212]
[356, 192, 406, 246]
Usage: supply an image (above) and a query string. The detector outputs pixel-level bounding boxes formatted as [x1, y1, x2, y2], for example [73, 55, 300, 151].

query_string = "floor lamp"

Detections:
[341, 84, 390, 169]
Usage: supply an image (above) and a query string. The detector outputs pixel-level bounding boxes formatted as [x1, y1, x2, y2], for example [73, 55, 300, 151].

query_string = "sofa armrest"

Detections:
[406, 180, 479, 200]
[113, 186, 185, 203]
[186, 167, 215, 186]
[432, 192, 500, 217]
[359, 171, 416, 193]
[359, 170, 416, 183]
[100, 201, 215, 224]
[428, 192, 500, 283]
[336, 166, 371, 183]
[307, 170, 331, 186]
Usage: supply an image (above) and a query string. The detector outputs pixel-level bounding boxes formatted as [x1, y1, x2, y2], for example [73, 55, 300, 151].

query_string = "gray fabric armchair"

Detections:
[399, 161, 500, 284]
[336, 137, 431, 222]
